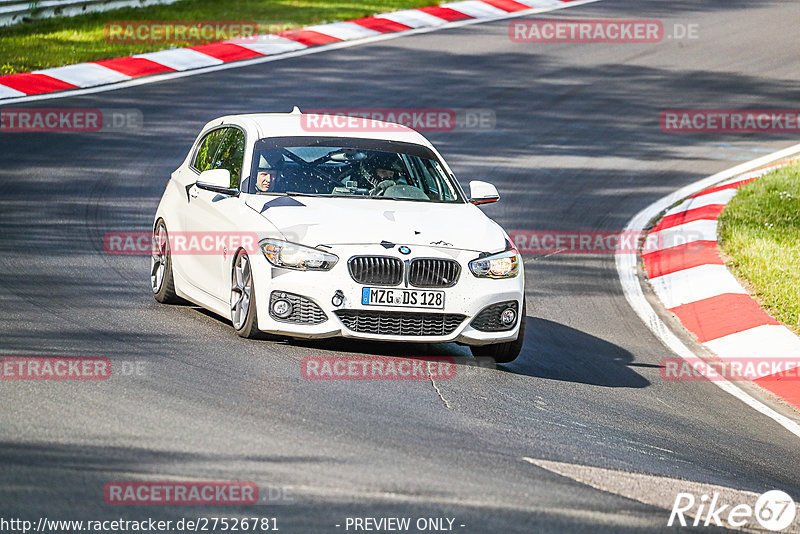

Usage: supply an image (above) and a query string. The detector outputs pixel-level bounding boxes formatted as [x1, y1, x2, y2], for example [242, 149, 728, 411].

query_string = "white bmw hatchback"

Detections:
[152, 109, 525, 362]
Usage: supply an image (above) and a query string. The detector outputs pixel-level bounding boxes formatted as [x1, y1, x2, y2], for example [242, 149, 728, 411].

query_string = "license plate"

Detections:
[362, 287, 445, 309]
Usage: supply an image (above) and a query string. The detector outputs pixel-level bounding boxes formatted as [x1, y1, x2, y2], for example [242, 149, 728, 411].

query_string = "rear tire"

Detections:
[231, 250, 260, 339]
[151, 220, 180, 304]
[470, 300, 526, 363]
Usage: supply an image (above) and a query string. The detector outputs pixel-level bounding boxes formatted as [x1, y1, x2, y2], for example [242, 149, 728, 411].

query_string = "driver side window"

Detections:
[214, 128, 246, 188]
[192, 127, 246, 188]
[192, 129, 226, 172]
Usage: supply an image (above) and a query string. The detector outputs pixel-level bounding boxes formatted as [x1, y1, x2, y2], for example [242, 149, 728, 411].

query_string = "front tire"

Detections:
[151, 220, 180, 304]
[231, 250, 260, 338]
[470, 300, 526, 364]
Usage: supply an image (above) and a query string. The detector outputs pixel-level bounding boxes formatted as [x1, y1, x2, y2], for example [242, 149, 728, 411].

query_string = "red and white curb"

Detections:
[642, 159, 800, 410]
[617, 143, 800, 441]
[0, 0, 594, 103]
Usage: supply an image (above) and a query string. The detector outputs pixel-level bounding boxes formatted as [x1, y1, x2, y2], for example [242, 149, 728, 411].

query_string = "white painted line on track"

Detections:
[523, 457, 800, 532]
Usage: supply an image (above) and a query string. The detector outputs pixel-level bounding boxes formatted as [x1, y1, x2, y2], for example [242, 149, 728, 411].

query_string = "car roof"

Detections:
[203, 111, 434, 147]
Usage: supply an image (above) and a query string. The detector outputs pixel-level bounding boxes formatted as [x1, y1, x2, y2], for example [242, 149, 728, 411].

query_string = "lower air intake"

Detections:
[335, 309, 465, 336]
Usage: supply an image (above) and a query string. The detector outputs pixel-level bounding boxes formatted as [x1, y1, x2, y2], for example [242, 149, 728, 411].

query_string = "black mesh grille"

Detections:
[348, 256, 403, 286]
[335, 310, 465, 336]
[470, 301, 518, 332]
[269, 291, 327, 324]
[409, 258, 460, 288]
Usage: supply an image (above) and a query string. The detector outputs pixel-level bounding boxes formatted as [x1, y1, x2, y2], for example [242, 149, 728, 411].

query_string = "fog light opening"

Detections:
[500, 308, 517, 326]
[272, 299, 292, 318]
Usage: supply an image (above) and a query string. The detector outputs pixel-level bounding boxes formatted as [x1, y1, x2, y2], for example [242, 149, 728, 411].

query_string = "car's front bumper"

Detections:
[251, 244, 525, 345]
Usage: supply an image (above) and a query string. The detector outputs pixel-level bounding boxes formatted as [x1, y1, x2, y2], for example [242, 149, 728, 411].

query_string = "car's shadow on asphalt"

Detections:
[279, 314, 653, 389]
[503, 316, 654, 388]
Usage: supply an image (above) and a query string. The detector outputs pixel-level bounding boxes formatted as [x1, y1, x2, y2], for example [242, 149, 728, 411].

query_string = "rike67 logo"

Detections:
[669, 490, 796, 531]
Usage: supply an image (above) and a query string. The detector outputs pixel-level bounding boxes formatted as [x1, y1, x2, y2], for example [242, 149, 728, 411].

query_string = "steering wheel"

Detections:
[370, 179, 396, 197]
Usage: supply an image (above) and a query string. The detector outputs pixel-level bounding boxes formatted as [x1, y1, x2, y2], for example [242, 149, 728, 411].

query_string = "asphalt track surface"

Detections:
[1, 1, 800, 532]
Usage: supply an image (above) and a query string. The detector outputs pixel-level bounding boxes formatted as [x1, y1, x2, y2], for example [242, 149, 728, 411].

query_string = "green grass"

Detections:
[0, 0, 439, 75]
[718, 162, 800, 334]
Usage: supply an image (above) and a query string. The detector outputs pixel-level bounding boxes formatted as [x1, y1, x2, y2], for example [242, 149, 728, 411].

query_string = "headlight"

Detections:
[260, 239, 338, 271]
[469, 248, 520, 279]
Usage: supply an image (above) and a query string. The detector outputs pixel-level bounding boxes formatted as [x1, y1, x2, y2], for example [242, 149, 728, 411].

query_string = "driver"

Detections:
[254, 152, 283, 193]
[255, 168, 275, 192]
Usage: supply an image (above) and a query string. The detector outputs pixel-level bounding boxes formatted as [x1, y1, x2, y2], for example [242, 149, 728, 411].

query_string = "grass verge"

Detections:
[0, 0, 439, 75]
[718, 162, 800, 334]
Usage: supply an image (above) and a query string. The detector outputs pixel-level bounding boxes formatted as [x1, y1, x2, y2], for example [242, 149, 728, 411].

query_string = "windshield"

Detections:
[246, 137, 464, 203]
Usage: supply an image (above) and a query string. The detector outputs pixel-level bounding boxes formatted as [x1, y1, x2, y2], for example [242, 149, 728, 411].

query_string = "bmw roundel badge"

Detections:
[398, 246, 411, 255]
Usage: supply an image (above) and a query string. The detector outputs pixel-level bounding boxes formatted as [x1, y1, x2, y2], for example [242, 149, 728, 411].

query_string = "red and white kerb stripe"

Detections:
[0, 0, 579, 100]
[643, 160, 800, 409]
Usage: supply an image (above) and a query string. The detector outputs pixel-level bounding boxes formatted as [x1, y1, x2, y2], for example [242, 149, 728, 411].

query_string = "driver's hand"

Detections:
[370, 179, 396, 196]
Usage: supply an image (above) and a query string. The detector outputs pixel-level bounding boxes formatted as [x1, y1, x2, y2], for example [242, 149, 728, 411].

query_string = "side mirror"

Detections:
[196, 169, 237, 195]
[469, 180, 500, 205]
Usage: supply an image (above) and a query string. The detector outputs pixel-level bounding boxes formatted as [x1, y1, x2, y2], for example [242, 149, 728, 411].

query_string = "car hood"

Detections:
[245, 195, 507, 253]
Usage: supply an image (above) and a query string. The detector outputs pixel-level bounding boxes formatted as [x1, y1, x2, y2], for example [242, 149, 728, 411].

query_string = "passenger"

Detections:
[366, 155, 406, 194]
